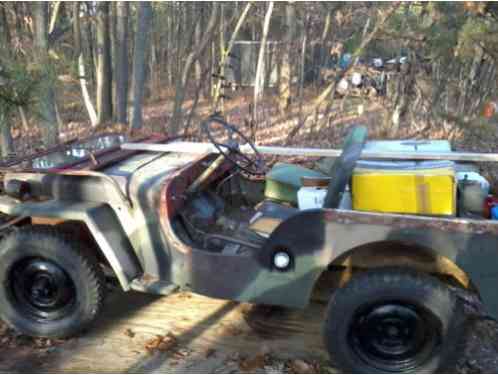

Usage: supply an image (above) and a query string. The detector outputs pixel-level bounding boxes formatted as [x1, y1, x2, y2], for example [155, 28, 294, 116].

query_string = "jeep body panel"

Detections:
[3, 147, 498, 318]
[262, 209, 498, 317]
[0, 197, 140, 288]
[0, 151, 201, 289]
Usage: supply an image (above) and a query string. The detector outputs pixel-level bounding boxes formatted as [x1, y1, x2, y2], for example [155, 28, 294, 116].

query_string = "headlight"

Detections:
[273, 251, 291, 270]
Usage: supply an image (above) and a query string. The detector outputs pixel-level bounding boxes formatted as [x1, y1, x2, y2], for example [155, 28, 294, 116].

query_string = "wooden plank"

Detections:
[122, 141, 219, 154]
[122, 141, 498, 162]
[254, 145, 498, 162]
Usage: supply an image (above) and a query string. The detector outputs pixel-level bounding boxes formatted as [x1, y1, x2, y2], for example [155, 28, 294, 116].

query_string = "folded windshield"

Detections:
[30, 134, 126, 170]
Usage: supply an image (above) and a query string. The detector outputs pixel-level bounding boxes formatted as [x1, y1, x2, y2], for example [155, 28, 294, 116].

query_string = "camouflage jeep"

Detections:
[0, 118, 495, 373]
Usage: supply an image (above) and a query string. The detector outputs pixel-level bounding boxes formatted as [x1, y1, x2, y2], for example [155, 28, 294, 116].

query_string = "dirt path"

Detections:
[0, 290, 335, 373]
[1, 288, 498, 373]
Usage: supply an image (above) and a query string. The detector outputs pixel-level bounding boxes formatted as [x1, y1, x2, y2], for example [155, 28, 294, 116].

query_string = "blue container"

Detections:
[491, 205, 498, 220]
[339, 53, 352, 70]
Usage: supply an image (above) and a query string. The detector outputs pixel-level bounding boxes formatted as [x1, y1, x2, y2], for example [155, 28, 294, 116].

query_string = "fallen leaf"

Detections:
[239, 353, 266, 372]
[145, 332, 177, 354]
[124, 329, 135, 338]
[289, 359, 314, 374]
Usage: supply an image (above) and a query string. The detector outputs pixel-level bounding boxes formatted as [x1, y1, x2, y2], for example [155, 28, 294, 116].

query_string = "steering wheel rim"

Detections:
[201, 115, 265, 175]
[323, 126, 368, 208]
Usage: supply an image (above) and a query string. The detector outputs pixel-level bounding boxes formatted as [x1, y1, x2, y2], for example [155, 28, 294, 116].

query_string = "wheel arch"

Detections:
[328, 240, 474, 290]
[264, 209, 498, 315]
[0, 198, 142, 290]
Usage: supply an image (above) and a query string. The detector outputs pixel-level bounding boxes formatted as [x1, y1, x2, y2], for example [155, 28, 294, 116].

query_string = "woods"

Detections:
[3, 3, 498, 373]
[0, 2, 497, 157]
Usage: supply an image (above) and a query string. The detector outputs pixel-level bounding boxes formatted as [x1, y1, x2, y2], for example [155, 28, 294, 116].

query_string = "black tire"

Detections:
[324, 268, 464, 373]
[0, 226, 105, 338]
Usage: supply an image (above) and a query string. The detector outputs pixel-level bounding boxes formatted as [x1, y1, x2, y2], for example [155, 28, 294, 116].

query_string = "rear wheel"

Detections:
[324, 268, 464, 373]
[0, 226, 105, 338]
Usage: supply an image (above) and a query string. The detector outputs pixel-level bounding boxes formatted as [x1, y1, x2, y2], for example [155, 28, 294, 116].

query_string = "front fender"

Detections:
[0, 197, 141, 290]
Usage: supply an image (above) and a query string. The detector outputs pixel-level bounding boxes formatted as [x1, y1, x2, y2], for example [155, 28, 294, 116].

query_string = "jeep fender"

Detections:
[0, 197, 142, 290]
[263, 209, 498, 318]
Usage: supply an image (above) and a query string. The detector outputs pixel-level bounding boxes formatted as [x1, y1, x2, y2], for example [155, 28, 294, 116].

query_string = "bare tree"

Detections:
[33, 2, 59, 146]
[170, 3, 220, 135]
[285, 4, 400, 144]
[212, 2, 253, 113]
[115, 2, 129, 124]
[96, 2, 112, 124]
[129, 2, 152, 131]
[253, 2, 274, 125]
[74, 2, 97, 126]
[278, 2, 296, 114]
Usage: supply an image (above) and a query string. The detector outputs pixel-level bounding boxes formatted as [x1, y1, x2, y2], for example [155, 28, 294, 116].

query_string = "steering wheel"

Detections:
[323, 126, 368, 208]
[201, 115, 265, 175]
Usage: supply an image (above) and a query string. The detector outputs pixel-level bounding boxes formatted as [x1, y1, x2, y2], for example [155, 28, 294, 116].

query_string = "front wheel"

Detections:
[0, 226, 105, 338]
[324, 268, 464, 373]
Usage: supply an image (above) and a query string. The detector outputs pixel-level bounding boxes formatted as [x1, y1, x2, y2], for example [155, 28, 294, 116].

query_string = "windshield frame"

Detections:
[0, 133, 170, 173]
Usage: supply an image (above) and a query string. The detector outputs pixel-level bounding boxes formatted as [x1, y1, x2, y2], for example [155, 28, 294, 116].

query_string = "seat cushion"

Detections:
[264, 163, 328, 205]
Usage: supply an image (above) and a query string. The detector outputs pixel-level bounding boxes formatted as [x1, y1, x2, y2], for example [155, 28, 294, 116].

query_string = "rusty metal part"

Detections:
[4, 169, 133, 208]
[323, 209, 498, 236]
[301, 176, 331, 187]
[0, 215, 29, 232]
[187, 154, 227, 194]
[332, 244, 471, 289]
[204, 233, 261, 250]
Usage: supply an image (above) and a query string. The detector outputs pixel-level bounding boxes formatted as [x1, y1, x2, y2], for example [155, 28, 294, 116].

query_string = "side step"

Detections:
[130, 276, 179, 296]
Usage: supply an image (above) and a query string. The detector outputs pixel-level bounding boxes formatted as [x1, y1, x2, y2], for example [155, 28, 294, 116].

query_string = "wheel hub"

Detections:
[10, 257, 76, 321]
[350, 302, 440, 371]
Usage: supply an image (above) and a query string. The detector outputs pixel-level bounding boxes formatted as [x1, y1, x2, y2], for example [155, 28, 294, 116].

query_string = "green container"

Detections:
[264, 163, 328, 205]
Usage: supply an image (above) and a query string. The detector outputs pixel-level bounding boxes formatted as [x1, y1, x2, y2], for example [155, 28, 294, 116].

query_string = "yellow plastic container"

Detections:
[352, 162, 456, 216]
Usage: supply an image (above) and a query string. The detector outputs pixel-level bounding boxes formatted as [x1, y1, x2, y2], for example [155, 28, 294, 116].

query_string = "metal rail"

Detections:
[122, 141, 498, 163]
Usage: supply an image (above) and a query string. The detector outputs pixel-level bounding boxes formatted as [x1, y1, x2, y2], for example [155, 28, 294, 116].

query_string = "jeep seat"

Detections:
[264, 163, 328, 205]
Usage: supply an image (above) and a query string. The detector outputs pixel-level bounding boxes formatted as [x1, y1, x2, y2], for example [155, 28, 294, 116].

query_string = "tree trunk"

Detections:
[73, 2, 81, 58]
[17, 106, 29, 133]
[32, 2, 59, 146]
[128, 2, 152, 131]
[84, 4, 96, 85]
[253, 2, 274, 124]
[49, 1, 62, 35]
[0, 7, 13, 156]
[79, 54, 98, 126]
[212, 2, 252, 112]
[115, 2, 129, 124]
[73, 2, 97, 126]
[0, 112, 14, 158]
[194, 13, 203, 83]
[278, 2, 296, 114]
[96, 2, 113, 124]
[170, 3, 220, 135]
[0, 3, 11, 49]
[298, 18, 309, 98]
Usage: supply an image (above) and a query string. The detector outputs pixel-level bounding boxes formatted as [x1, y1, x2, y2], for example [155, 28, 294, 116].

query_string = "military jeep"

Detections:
[0, 118, 497, 373]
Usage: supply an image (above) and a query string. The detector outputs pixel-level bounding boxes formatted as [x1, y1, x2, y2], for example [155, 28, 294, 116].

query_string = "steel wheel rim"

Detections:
[10, 257, 76, 321]
[349, 300, 441, 372]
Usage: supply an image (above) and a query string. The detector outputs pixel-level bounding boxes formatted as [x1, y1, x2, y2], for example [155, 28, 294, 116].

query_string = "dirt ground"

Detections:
[0, 290, 336, 374]
[0, 287, 498, 374]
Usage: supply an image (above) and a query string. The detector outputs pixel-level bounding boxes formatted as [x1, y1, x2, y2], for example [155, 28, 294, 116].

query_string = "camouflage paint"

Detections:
[2, 150, 498, 319]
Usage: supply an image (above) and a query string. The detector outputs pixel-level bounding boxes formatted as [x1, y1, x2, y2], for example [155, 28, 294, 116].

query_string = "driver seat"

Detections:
[263, 126, 368, 207]
[251, 126, 368, 237]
